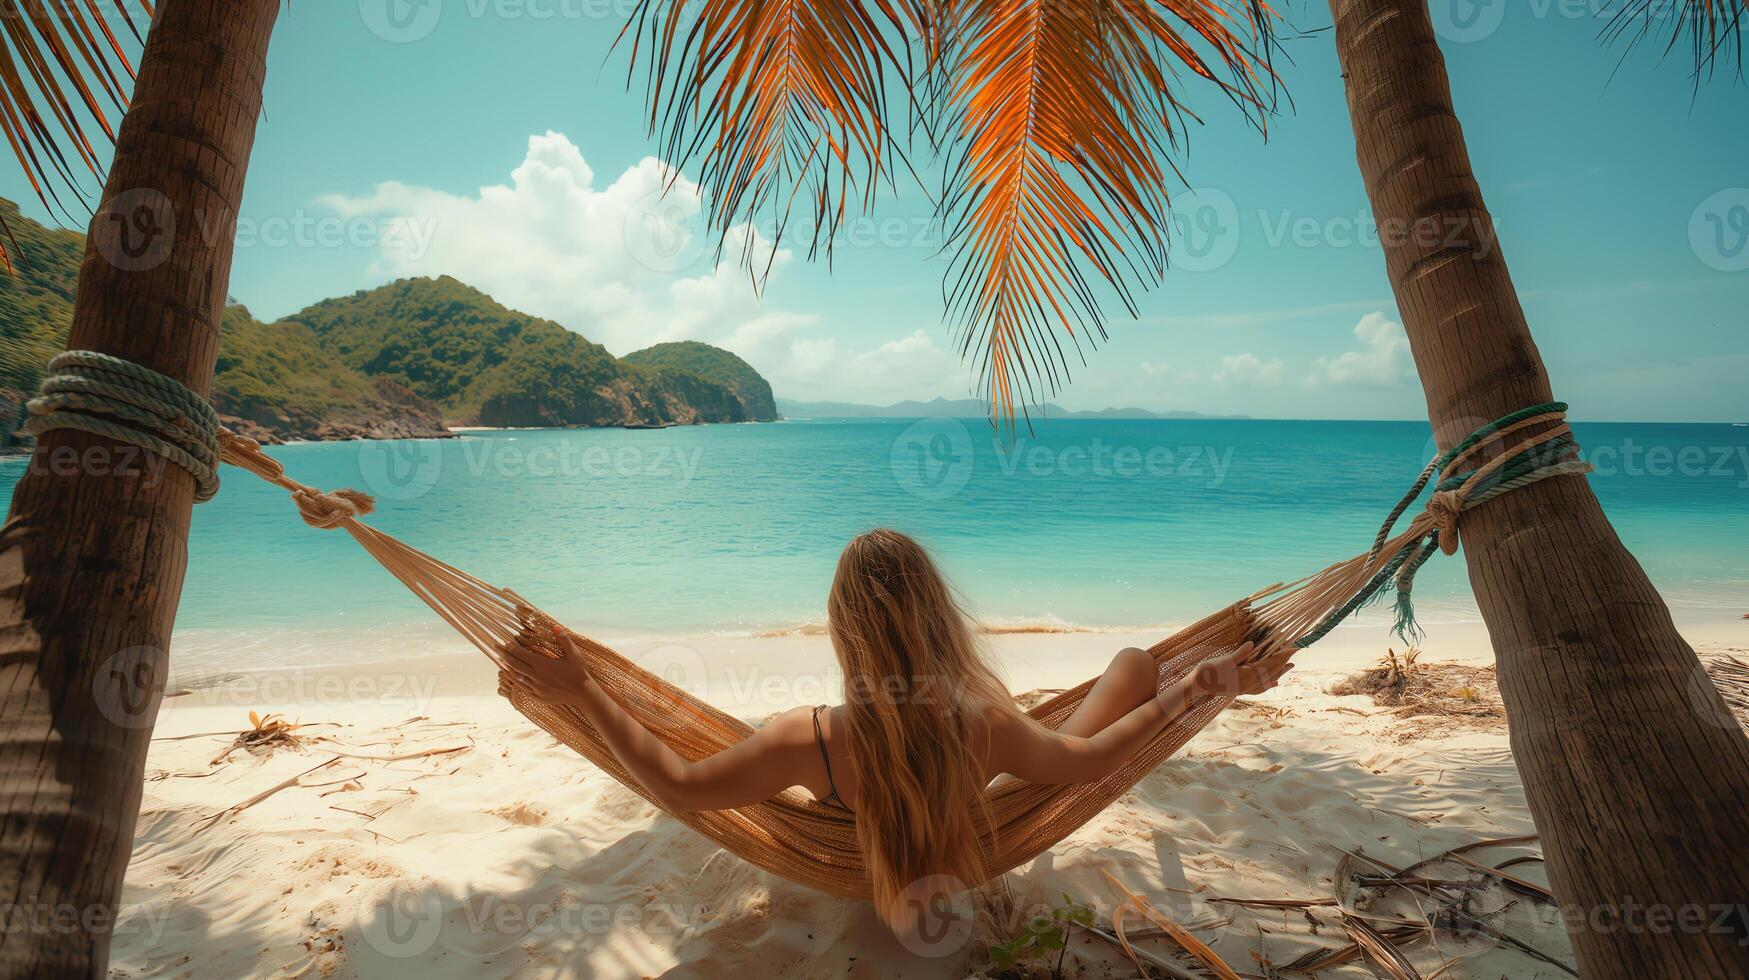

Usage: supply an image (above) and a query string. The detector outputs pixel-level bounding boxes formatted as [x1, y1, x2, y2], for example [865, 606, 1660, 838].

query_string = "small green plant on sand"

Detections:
[988, 895, 1095, 977]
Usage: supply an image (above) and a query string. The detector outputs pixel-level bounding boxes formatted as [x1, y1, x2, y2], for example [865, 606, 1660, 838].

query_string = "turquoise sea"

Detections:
[2, 418, 1745, 669]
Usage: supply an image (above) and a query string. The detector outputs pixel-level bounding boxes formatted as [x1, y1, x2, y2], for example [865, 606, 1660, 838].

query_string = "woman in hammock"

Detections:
[498, 528, 1294, 927]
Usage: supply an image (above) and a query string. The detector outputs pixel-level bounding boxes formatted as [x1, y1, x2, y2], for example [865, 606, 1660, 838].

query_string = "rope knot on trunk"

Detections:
[1426, 489, 1467, 556]
[1297, 402, 1588, 649]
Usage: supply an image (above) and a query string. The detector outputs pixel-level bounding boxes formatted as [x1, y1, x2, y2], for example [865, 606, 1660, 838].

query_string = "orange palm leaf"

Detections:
[0, 0, 151, 273]
[934, 0, 1279, 424]
[619, 0, 901, 273]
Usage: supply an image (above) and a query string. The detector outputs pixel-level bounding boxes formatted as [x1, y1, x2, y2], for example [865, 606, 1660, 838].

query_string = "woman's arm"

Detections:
[989, 642, 1294, 786]
[987, 675, 1195, 785]
[500, 631, 813, 813]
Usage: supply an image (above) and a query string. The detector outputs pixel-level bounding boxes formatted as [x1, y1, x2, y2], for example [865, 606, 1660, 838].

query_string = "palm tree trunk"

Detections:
[1327, 0, 1749, 975]
[0, 1, 280, 975]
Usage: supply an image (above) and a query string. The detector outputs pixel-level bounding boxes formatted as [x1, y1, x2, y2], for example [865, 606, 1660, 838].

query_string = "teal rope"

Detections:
[1294, 536, 1425, 648]
[1296, 402, 1587, 648]
[1369, 456, 1439, 559]
[1389, 539, 1442, 645]
[1371, 402, 1568, 555]
[21, 350, 222, 501]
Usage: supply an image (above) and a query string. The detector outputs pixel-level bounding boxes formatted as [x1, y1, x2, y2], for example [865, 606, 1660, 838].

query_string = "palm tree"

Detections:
[0, 0, 1742, 975]
[0, 1, 282, 975]
[1324, 3, 1748, 976]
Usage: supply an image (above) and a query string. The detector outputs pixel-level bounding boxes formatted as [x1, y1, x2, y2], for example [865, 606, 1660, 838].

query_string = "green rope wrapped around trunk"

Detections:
[20, 350, 222, 500]
[1297, 402, 1591, 648]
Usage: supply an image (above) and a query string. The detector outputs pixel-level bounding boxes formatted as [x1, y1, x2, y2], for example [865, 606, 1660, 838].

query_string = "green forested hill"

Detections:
[212, 306, 450, 442]
[0, 200, 449, 447]
[2, 201, 779, 446]
[283, 276, 774, 426]
[624, 341, 778, 421]
[0, 200, 82, 431]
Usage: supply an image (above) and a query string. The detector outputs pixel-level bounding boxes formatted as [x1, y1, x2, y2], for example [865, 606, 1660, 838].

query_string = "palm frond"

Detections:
[618, 0, 900, 275]
[932, 0, 1279, 424]
[1601, 0, 1746, 83]
[622, 1, 1280, 427]
[0, 0, 152, 272]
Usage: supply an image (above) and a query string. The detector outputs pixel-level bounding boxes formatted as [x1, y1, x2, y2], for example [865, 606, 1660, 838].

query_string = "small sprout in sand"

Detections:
[1456, 686, 1482, 704]
[987, 894, 1094, 977]
[1376, 647, 1420, 677]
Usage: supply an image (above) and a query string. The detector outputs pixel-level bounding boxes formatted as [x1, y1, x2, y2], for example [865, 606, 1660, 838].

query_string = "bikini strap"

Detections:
[811, 705, 849, 811]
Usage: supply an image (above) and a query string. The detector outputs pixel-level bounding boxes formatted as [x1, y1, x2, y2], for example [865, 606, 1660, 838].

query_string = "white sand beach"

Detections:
[113, 619, 1745, 979]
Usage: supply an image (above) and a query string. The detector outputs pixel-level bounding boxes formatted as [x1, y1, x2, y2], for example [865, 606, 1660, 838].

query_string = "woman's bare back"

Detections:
[804, 646, 1160, 809]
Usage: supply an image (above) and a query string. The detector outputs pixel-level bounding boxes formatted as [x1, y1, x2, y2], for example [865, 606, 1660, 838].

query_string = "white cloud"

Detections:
[1211, 352, 1285, 388]
[1310, 312, 1415, 388]
[319, 131, 958, 403]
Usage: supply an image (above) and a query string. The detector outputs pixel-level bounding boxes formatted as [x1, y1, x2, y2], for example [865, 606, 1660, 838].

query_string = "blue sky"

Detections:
[4, 1, 1745, 420]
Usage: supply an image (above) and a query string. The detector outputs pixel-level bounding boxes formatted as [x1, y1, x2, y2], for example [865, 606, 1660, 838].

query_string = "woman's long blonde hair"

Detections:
[827, 529, 1012, 929]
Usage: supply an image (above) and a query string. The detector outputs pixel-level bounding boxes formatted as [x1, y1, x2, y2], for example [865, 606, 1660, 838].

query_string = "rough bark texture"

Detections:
[0, 1, 280, 976]
[1328, 1, 1749, 976]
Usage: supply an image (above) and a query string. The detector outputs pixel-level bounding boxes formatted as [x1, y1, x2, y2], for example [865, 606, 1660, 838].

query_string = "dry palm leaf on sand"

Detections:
[1102, 869, 1242, 980]
[211, 711, 313, 764]
[1082, 832, 1578, 977]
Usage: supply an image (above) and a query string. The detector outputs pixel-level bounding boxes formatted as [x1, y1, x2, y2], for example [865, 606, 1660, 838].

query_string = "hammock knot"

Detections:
[293, 487, 376, 529]
[216, 429, 287, 479]
[1426, 489, 1467, 556]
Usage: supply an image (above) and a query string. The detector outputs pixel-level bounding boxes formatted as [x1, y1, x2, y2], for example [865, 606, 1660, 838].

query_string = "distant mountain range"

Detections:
[1, 199, 778, 448]
[777, 396, 1248, 421]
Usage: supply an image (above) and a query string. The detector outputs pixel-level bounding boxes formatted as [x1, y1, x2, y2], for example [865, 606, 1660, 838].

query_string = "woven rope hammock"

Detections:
[26, 350, 1592, 900]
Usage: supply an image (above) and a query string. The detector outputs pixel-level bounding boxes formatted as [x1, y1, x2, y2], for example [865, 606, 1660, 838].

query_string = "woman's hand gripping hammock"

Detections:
[1157, 640, 1297, 719]
[499, 624, 592, 707]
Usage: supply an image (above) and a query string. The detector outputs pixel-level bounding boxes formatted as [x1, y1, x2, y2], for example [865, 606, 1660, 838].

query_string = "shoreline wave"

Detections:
[721, 616, 1213, 639]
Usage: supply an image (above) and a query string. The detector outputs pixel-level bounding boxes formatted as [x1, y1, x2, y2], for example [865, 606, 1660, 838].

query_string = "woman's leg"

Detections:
[1054, 646, 1157, 738]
